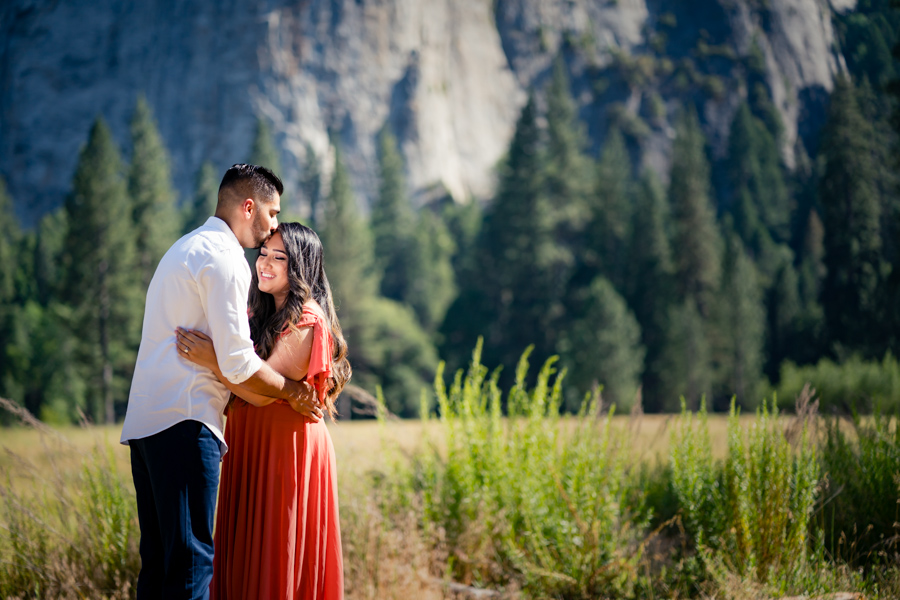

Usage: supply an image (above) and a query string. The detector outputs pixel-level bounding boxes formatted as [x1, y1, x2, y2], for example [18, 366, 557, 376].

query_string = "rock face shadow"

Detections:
[388, 51, 420, 146]
[797, 84, 829, 158]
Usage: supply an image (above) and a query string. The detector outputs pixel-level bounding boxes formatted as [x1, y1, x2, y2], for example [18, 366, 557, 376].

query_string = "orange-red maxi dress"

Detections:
[211, 305, 343, 600]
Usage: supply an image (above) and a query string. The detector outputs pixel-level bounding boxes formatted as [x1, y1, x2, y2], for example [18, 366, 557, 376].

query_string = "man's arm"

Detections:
[220, 362, 321, 421]
[238, 324, 315, 401]
[241, 362, 314, 406]
[176, 327, 323, 421]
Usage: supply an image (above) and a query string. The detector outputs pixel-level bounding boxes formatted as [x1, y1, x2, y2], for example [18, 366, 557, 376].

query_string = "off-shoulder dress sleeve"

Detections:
[297, 306, 333, 404]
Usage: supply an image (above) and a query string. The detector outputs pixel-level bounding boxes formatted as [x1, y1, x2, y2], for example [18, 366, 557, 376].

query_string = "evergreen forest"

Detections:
[3, 3, 900, 423]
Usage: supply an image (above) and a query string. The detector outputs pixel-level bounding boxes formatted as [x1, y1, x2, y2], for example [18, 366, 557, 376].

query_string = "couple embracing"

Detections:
[121, 164, 347, 599]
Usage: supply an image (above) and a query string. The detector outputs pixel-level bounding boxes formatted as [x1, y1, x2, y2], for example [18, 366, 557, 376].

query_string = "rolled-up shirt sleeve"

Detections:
[196, 252, 263, 384]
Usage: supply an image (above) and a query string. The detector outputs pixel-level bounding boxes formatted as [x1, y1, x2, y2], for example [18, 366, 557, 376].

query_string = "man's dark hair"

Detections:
[217, 163, 284, 209]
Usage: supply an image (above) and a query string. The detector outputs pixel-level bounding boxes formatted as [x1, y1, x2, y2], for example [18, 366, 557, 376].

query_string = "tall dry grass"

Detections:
[1, 355, 900, 599]
[0, 397, 137, 599]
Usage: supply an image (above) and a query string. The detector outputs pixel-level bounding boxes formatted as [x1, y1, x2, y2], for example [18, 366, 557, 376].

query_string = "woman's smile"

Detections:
[256, 232, 290, 306]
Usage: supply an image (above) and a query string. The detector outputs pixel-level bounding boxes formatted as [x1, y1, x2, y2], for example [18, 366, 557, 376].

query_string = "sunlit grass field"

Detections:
[0, 414, 735, 597]
[1, 397, 896, 599]
[0, 413, 742, 480]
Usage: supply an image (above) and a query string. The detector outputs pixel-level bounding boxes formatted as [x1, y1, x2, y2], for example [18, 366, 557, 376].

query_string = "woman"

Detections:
[176, 222, 350, 599]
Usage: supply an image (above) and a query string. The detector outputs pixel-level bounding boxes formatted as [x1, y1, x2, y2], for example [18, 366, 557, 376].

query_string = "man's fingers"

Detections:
[288, 395, 323, 422]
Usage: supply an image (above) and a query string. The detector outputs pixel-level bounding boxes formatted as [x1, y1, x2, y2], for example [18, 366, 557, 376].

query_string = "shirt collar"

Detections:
[204, 216, 243, 250]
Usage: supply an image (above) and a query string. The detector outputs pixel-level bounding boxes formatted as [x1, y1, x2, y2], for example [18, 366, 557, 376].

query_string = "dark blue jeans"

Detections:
[130, 420, 219, 600]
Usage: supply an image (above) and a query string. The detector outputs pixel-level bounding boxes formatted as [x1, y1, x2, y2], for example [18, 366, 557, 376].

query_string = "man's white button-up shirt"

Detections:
[121, 217, 263, 457]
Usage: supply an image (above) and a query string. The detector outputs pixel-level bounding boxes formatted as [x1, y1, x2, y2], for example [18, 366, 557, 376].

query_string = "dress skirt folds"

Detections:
[211, 306, 343, 599]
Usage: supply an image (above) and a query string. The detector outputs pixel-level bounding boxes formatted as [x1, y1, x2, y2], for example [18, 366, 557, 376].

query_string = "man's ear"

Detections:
[241, 198, 255, 220]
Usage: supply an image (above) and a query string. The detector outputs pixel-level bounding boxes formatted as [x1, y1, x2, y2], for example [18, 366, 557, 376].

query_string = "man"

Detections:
[121, 164, 322, 599]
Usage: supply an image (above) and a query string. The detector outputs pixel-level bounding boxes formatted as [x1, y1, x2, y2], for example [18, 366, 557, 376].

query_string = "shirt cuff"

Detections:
[221, 349, 264, 385]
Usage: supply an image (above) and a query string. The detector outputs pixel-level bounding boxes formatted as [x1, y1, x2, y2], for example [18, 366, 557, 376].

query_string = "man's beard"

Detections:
[250, 212, 271, 248]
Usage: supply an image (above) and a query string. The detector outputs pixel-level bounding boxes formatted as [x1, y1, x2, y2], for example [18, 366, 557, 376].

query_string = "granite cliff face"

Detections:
[0, 0, 856, 225]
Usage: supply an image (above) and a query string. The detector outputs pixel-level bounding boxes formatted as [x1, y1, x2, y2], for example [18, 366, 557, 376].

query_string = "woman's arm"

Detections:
[176, 327, 321, 416]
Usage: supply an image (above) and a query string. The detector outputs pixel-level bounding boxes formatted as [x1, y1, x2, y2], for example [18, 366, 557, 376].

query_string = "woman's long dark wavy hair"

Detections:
[247, 222, 351, 418]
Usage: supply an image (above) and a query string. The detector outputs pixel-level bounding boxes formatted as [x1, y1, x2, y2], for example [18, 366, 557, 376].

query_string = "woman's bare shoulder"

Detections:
[269, 316, 315, 380]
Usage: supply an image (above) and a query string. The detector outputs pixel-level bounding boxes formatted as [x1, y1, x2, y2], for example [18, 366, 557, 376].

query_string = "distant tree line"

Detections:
[0, 100, 450, 423]
[438, 1, 900, 413]
[1, 3, 899, 422]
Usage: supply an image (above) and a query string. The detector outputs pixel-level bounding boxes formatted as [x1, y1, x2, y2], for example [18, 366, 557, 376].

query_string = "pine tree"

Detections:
[301, 143, 322, 227]
[475, 94, 563, 371]
[764, 250, 802, 377]
[437, 200, 482, 371]
[128, 96, 180, 288]
[320, 142, 378, 308]
[442, 198, 482, 276]
[819, 75, 884, 355]
[371, 126, 414, 302]
[857, 78, 899, 267]
[22, 208, 66, 312]
[544, 57, 592, 238]
[627, 170, 674, 412]
[320, 142, 436, 414]
[2, 298, 89, 424]
[369, 127, 456, 332]
[0, 203, 84, 424]
[0, 177, 17, 305]
[62, 118, 140, 423]
[749, 82, 785, 147]
[729, 94, 798, 359]
[318, 141, 373, 377]
[558, 277, 645, 411]
[841, 12, 896, 88]
[249, 116, 282, 176]
[714, 230, 765, 407]
[792, 209, 827, 364]
[669, 108, 722, 317]
[184, 161, 218, 234]
[0, 178, 21, 414]
[798, 209, 826, 309]
[725, 102, 789, 257]
[405, 209, 456, 332]
[659, 298, 712, 411]
[583, 127, 633, 291]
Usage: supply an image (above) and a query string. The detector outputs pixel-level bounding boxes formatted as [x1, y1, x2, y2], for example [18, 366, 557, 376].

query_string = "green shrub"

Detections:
[418, 340, 647, 598]
[670, 400, 723, 547]
[819, 411, 900, 562]
[671, 399, 820, 590]
[776, 354, 900, 414]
